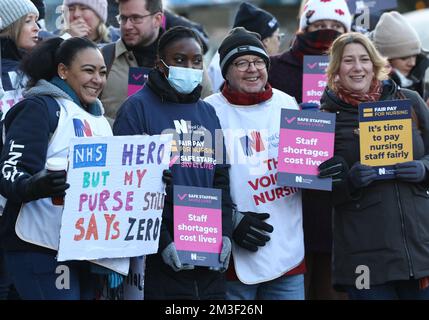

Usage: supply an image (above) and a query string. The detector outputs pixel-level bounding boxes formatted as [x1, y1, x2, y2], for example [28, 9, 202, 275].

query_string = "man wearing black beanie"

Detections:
[218, 27, 270, 79]
[205, 27, 305, 300]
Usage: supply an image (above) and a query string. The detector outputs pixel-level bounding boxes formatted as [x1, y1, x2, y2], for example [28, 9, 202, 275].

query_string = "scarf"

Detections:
[221, 82, 273, 106]
[50, 76, 102, 115]
[335, 79, 382, 107]
[290, 29, 342, 64]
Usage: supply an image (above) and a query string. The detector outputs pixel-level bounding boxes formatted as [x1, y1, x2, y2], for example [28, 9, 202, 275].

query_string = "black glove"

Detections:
[347, 162, 377, 189]
[232, 211, 274, 252]
[24, 169, 69, 202]
[395, 160, 427, 183]
[318, 155, 349, 184]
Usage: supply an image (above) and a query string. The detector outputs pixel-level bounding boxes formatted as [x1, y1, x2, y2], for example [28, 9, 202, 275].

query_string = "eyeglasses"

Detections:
[233, 59, 266, 72]
[116, 12, 158, 25]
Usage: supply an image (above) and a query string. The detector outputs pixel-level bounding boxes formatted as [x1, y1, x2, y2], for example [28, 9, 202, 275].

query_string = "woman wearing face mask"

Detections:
[113, 26, 233, 300]
[318, 32, 429, 300]
[0, 36, 112, 299]
[269, 0, 351, 300]
[0, 0, 40, 97]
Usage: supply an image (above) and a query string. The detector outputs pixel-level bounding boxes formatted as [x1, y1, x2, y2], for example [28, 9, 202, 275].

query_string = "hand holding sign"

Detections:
[232, 211, 273, 252]
[395, 160, 426, 183]
[209, 236, 231, 273]
[162, 242, 194, 272]
[348, 162, 377, 189]
[318, 155, 349, 184]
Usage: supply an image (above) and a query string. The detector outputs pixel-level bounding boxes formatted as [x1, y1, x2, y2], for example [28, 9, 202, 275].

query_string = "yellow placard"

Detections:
[359, 119, 413, 166]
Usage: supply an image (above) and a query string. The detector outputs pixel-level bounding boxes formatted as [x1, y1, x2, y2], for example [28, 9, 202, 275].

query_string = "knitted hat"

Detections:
[233, 2, 279, 40]
[299, 0, 352, 32]
[63, 0, 108, 23]
[373, 11, 421, 59]
[0, 0, 39, 31]
[218, 27, 270, 78]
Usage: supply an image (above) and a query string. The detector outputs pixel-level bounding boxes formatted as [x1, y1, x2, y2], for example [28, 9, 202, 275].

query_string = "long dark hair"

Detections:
[20, 37, 99, 88]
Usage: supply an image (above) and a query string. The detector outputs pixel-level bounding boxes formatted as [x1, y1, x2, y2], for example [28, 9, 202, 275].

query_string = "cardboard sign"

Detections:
[347, 0, 397, 14]
[128, 67, 151, 97]
[359, 99, 413, 179]
[58, 134, 172, 261]
[174, 185, 222, 268]
[277, 109, 336, 191]
[302, 55, 329, 106]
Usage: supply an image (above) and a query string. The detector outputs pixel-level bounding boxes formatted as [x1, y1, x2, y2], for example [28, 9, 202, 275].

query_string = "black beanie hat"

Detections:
[218, 27, 270, 78]
[233, 2, 279, 40]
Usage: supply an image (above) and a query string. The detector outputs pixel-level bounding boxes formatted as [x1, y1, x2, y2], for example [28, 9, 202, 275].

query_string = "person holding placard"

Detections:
[0, 36, 113, 299]
[269, 0, 352, 300]
[205, 27, 305, 300]
[113, 26, 233, 300]
[318, 32, 429, 300]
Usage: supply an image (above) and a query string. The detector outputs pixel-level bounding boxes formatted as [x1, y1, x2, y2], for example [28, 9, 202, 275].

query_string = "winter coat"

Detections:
[390, 53, 429, 100]
[321, 80, 429, 287]
[0, 79, 106, 252]
[113, 69, 233, 300]
[0, 38, 25, 92]
[269, 44, 333, 253]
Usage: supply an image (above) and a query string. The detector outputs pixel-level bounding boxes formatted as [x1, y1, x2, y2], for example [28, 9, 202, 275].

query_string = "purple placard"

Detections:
[277, 109, 336, 191]
[347, 0, 397, 14]
[127, 67, 151, 97]
[174, 185, 222, 268]
[302, 55, 329, 106]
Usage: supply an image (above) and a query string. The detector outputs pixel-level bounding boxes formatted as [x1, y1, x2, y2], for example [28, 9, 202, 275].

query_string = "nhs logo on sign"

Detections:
[73, 144, 107, 168]
[296, 176, 303, 183]
[378, 168, 386, 175]
[191, 253, 197, 261]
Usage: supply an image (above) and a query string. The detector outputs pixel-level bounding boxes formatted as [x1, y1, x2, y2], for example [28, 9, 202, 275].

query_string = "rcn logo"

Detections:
[240, 131, 265, 156]
[73, 119, 93, 137]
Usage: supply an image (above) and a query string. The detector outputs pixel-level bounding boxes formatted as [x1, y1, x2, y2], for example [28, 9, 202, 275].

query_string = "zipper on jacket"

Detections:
[395, 183, 414, 277]
[194, 280, 200, 300]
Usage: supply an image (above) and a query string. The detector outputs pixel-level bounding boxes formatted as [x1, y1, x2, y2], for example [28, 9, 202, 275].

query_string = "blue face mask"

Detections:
[162, 60, 203, 94]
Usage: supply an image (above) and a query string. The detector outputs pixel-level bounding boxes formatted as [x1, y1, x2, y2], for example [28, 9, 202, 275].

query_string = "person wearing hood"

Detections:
[113, 26, 233, 300]
[318, 32, 429, 300]
[0, 36, 112, 299]
[0, 0, 40, 97]
[269, 0, 351, 300]
[372, 11, 429, 104]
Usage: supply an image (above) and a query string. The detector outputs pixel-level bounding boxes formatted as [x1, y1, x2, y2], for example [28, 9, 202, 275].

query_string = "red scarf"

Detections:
[335, 79, 382, 107]
[221, 82, 273, 105]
